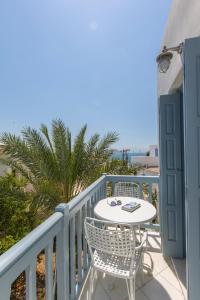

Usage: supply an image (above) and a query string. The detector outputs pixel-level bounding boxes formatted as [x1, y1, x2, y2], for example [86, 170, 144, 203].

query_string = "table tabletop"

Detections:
[94, 196, 157, 225]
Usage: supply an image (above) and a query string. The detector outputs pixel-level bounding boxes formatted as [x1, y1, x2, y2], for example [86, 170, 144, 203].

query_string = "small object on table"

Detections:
[107, 198, 122, 206]
[121, 202, 141, 212]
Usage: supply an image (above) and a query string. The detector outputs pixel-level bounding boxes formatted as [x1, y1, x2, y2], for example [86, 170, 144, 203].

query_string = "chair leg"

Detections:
[145, 230, 149, 250]
[129, 278, 135, 300]
[140, 252, 144, 284]
[126, 278, 135, 300]
[88, 267, 94, 300]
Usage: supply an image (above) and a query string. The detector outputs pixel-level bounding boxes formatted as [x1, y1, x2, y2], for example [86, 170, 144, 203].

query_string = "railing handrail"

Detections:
[0, 211, 63, 277]
[106, 174, 159, 181]
[68, 174, 106, 212]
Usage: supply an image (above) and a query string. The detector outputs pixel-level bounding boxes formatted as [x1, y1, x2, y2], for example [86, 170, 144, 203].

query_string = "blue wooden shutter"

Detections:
[159, 93, 184, 258]
[184, 37, 200, 300]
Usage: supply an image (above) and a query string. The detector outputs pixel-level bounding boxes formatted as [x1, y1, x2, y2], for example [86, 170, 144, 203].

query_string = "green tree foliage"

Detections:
[146, 151, 150, 156]
[0, 173, 35, 254]
[103, 159, 138, 175]
[1, 120, 118, 211]
[152, 188, 158, 207]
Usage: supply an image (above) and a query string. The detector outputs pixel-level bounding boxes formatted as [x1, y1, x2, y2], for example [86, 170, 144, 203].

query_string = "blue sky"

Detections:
[0, 0, 172, 150]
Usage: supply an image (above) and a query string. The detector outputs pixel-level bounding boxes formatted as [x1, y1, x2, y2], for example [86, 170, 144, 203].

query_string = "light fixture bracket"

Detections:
[161, 42, 184, 55]
[156, 42, 184, 73]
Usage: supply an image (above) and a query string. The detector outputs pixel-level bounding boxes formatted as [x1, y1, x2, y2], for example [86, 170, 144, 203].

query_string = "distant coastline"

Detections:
[111, 151, 146, 162]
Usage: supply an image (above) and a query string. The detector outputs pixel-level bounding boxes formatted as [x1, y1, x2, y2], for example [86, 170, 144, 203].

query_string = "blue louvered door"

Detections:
[159, 92, 184, 258]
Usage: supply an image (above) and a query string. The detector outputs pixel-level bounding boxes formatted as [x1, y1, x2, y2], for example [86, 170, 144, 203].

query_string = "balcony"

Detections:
[80, 232, 186, 300]
[0, 174, 186, 300]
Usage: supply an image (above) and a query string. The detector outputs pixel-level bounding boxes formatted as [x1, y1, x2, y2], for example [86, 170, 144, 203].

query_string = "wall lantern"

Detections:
[156, 43, 183, 73]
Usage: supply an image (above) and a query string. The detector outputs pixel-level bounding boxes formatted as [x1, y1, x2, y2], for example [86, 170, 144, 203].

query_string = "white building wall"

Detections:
[149, 145, 158, 157]
[131, 156, 159, 167]
[158, 0, 200, 96]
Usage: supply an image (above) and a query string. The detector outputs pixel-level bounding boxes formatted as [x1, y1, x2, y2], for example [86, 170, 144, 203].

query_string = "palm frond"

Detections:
[52, 119, 72, 196]
[0, 157, 34, 183]
[86, 133, 100, 156]
[0, 132, 41, 178]
[21, 127, 59, 181]
[71, 125, 87, 185]
[40, 124, 55, 155]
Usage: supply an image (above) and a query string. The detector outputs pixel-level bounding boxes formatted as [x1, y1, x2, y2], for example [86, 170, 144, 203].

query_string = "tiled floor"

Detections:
[79, 232, 187, 300]
[172, 258, 187, 299]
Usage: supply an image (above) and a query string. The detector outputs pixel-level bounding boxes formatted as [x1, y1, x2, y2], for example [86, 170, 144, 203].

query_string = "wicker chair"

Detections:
[84, 217, 147, 300]
[114, 182, 139, 198]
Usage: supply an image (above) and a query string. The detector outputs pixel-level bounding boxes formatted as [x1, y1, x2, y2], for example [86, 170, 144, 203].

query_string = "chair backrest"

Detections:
[114, 182, 139, 198]
[84, 218, 136, 258]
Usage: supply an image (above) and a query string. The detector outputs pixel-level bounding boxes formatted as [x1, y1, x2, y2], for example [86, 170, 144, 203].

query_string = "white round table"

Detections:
[94, 196, 156, 225]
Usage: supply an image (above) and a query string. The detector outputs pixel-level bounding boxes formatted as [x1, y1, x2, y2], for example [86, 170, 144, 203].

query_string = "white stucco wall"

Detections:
[131, 156, 159, 167]
[149, 145, 158, 157]
[158, 0, 200, 96]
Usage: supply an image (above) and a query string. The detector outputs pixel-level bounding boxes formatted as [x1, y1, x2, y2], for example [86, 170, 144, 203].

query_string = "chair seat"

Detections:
[93, 248, 142, 279]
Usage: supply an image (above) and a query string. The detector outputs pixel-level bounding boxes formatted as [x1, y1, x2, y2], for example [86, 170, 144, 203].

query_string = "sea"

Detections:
[111, 151, 146, 163]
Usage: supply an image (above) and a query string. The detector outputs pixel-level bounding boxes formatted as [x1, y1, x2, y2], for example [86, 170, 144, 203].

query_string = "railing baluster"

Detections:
[0, 282, 11, 299]
[82, 205, 87, 272]
[55, 204, 69, 300]
[87, 198, 91, 218]
[98, 188, 101, 201]
[45, 241, 53, 300]
[87, 199, 92, 262]
[69, 216, 76, 299]
[25, 261, 36, 300]
[103, 180, 107, 198]
[102, 184, 104, 199]
[94, 192, 98, 204]
[112, 180, 116, 196]
[91, 195, 94, 218]
[148, 184, 153, 203]
[77, 210, 83, 285]
[99, 186, 103, 200]
[139, 183, 143, 199]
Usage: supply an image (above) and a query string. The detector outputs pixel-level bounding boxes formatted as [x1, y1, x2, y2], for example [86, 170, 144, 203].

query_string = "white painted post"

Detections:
[25, 262, 37, 300]
[82, 205, 87, 273]
[102, 173, 107, 199]
[77, 210, 83, 285]
[70, 216, 76, 299]
[45, 241, 53, 300]
[55, 203, 69, 300]
[0, 282, 11, 300]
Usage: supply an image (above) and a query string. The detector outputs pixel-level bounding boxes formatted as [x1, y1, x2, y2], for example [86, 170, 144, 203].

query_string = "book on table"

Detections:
[121, 202, 141, 212]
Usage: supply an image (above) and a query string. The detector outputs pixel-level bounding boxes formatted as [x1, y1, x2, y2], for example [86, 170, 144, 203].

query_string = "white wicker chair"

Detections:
[84, 217, 147, 300]
[114, 182, 139, 198]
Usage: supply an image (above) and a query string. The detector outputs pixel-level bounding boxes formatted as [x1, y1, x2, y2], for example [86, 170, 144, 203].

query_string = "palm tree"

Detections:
[0, 119, 118, 211]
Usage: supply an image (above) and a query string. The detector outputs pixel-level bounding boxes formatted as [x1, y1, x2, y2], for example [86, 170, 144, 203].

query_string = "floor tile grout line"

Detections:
[139, 269, 185, 300]
[139, 287, 152, 300]
[159, 257, 185, 295]
[159, 272, 185, 296]
[170, 258, 187, 300]
[137, 262, 170, 291]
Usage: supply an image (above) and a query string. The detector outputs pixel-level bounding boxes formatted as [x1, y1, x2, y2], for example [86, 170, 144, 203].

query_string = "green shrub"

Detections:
[0, 173, 36, 254]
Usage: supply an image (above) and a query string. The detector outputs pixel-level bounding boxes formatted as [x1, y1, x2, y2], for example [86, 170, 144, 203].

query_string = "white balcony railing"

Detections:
[0, 174, 159, 300]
